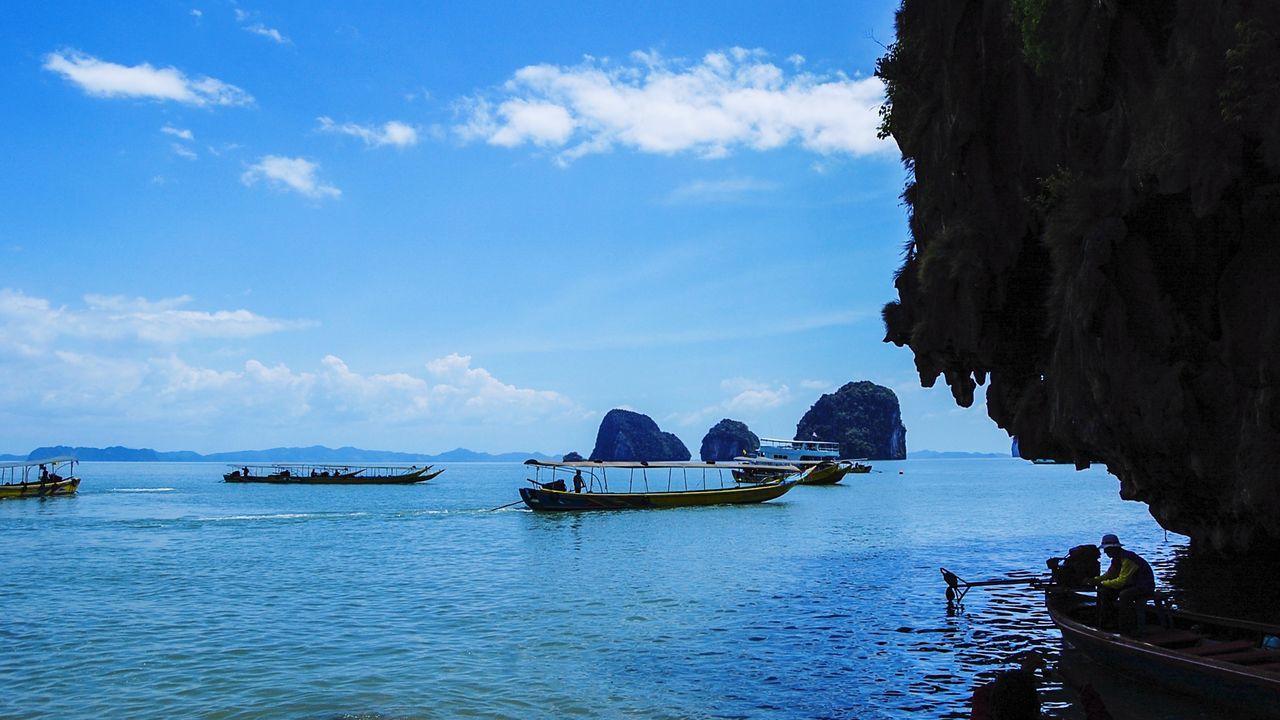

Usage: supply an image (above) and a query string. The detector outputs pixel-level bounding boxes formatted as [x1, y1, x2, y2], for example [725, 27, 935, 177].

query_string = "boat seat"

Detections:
[1209, 649, 1280, 665]
[1179, 640, 1255, 657]
[1137, 629, 1203, 647]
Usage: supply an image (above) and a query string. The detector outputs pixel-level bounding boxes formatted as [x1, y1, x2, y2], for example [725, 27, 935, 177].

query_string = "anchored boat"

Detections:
[519, 459, 806, 511]
[734, 438, 872, 485]
[223, 463, 443, 484]
[1046, 588, 1280, 717]
[0, 457, 80, 499]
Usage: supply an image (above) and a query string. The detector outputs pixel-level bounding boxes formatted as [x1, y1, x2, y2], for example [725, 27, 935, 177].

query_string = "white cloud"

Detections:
[171, 143, 198, 160]
[241, 155, 341, 200]
[191, 9, 203, 18]
[0, 289, 310, 348]
[317, 117, 419, 148]
[234, 8, 250, 22]
[456, 47, 893, 163]
[245, 24, 290, 44]
[161, 125, 194, 140]
[799, 379, 832, 391]
[43, 50, 253, 107]
[670, 378, 792, 428]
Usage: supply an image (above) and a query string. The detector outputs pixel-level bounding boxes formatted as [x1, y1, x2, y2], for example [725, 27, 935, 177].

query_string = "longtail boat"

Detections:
[0, 457, 80, 499]
[519, 459, 807, 511]
[223, 463, 443, 484]
[731, 457, 869, 485]
[1046, 588, 1280, 717]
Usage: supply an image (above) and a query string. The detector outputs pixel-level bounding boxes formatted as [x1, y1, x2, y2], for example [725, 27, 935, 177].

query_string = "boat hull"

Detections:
[223, 468, 443, 485]
[1046, 590, 1280, 718]
[519, 480, 795, 511]
[797, 463, 851, 485]
[0, 477, 80, 499]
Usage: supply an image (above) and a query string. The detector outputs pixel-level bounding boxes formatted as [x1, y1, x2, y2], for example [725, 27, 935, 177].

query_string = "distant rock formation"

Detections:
[699, 419, 759, 462]
[877, 0, 1280, 553]
[590, 409, 691, 462]
[796, 382, 907, 460]
[562, 451, 584, 462]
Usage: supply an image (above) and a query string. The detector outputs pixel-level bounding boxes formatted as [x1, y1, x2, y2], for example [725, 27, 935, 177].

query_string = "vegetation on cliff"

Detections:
[796, 381, 907, 460]
[878, 0, 1280, 552]
[699, 419, 759, 462]
[590, 409, 691, 462]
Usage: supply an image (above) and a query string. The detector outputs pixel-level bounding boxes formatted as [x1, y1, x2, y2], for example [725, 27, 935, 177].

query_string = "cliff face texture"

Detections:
[700, 419, 760, 462]
[878, 0, 1280, 552]
[590, 409, 692, 462]
[796, 382, 907, 460]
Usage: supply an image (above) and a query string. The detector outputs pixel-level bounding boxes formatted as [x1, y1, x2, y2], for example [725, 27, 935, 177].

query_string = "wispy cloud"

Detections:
[665, 176, 779, 205]
[171, 143, 197, 160]
[43, 50, 253, 107]
[241, 155, 340, 200]
[456, 47, 893, 164]
[244, 23, 290, 44]
[0, 289, 310, 348]
[161, 125, 194, 140]
[317, 117, 419, 148]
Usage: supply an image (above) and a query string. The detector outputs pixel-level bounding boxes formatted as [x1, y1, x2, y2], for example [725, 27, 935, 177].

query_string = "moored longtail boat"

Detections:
[1046, 588, 1280, 717]
[223, 463, 443, 484]
[519, 459, 807, 511]
[0, 457, 81, 499]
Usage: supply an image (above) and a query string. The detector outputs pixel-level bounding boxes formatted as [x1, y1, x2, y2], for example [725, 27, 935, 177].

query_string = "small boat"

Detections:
[1046, 588, 1280, 717]
[0, 457, 81, 499]
[519, 459, 807, 511]
[223, 463, 444, 484]
[733, 437, 873, 485]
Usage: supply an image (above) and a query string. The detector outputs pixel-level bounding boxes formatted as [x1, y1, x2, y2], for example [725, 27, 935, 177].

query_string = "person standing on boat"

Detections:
[572, 470, 586, 493]
[1093, 534, 1155, 633]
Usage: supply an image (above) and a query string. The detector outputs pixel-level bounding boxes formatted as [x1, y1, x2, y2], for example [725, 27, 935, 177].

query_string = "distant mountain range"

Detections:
[1, 445, 560, 463]
[908, 450, 1007, 459]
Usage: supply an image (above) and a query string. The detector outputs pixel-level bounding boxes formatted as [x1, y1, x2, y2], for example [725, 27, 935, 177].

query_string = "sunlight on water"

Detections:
[0, 459, 1236, 719]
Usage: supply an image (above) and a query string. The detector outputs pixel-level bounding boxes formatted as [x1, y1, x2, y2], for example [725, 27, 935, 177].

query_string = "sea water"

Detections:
[0, 459, 1253, 719]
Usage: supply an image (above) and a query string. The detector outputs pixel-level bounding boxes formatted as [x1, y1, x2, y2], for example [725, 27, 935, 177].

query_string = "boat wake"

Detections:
[197, 511, 371, 522]
[109, 487, 176, 493]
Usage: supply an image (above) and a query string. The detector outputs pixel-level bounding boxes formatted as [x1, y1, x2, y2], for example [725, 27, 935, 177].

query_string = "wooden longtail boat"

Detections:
[0, 457, 80, 499]
[1046, 588, 1280, 717]
[732, 458, 870, 485]
[519, 459, 808, 511]
[223, 463, 443, 484]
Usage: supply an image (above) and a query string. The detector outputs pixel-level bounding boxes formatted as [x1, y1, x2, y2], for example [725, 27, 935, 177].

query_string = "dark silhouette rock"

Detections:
[700, 419, 759, 462]
[877, 0, 1280, 553]
[796, 382, 906, 460]
[562, 451, 584, 462]
[590, 409, 691, 462]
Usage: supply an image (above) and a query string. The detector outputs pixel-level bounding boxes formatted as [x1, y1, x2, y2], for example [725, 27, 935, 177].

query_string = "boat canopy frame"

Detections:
[523, 459, 800, 494]
[226, 462, 434, 479]
[0, 456, 78, 485]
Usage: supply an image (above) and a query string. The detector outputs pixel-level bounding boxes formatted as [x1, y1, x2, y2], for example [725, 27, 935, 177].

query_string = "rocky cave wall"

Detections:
[878, 0, 1280, 553]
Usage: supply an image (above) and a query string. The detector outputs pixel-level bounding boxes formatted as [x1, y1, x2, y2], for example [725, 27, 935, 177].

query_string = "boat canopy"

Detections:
[524, 459, 800, 472]
[0, 456, 77, 469]
[228, 462, 429, 471]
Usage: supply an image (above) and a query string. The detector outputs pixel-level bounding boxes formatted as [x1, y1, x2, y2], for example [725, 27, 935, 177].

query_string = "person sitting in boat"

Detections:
[573, 470, 586, 493]
[1092, 534, 1155, 634]
[242, 466, 250, 477]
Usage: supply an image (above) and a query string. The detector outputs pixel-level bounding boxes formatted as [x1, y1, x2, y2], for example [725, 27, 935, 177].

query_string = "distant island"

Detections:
[1, 445, 561, 464]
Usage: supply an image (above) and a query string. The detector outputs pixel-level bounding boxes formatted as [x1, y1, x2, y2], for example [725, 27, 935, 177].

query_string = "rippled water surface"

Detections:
[0, 460, 1232, 718]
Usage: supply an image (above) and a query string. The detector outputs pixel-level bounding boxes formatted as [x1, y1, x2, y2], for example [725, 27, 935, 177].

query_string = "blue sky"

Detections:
[0, 1, 1009, 456]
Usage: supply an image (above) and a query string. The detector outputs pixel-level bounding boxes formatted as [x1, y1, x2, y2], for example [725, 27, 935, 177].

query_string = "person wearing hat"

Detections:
[1092, 534, 1155, 634]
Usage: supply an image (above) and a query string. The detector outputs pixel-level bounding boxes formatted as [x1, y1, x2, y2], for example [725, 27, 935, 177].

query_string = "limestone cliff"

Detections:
[590, 409, 691, 462]
[700, 419, 760, 462]
[878, 0, 1280, 552]
[796, 382, 907, 460]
